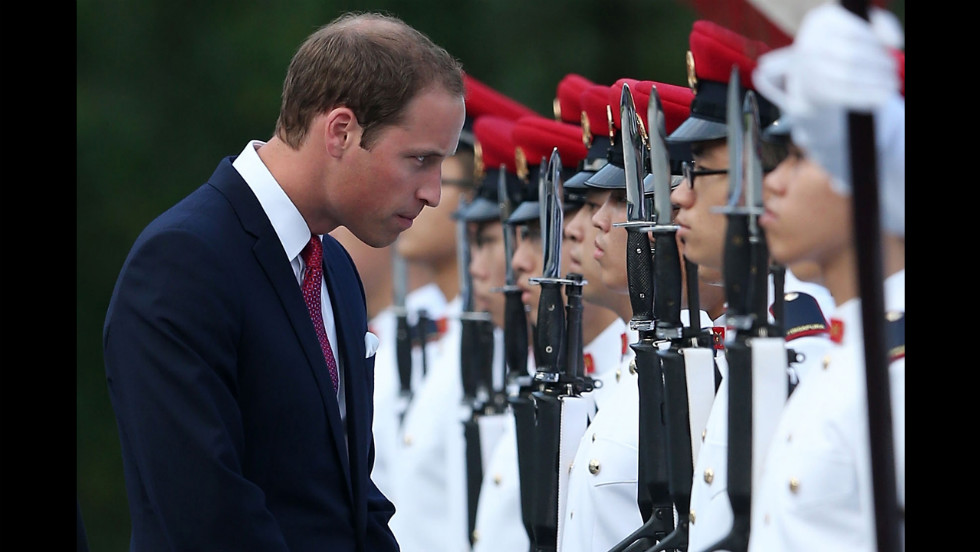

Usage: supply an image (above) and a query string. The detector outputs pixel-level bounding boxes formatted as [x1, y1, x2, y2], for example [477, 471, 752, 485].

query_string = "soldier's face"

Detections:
[591, 189, 629, 295]
[670, 139, 729, 270]
[511, 222, 544, 326]
[760, 145, 852, 271]
[469, 220, 507, 328]
[566, 191, 616, 309]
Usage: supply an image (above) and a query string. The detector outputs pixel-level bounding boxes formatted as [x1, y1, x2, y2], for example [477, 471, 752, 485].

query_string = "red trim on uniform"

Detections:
[583, 353, 595, 375]
[711, 326, 726, 350]
[829, 318, 844, 344]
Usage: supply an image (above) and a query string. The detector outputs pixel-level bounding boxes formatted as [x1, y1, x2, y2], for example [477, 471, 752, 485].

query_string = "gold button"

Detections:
[689, 510, 696, 524]
[592, 433, 597, 443]
[472, 529, 479, 542]
[704, 468, 714, 485]
[589, 459, 600, 475]
[494, 474, 503, 486]
[616, 369, 621, 382]
[822, 355, 831, 370]
[701, 429, 707, 442]
[789, 477, 800, 493]
[629, 360, 637, 375]
[403, 435, 413, 446]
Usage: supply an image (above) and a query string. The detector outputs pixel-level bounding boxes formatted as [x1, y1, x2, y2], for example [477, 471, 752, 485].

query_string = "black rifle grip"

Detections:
[534, 281, 566, 374]
[653, 230, 683, 330]
[723, 214, 752, 318]
[627, 230, 655, 324]
[504, 289, 529, 380]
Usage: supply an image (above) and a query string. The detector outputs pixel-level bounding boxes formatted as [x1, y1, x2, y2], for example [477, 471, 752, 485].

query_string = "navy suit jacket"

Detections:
[104, 156, 399, 551]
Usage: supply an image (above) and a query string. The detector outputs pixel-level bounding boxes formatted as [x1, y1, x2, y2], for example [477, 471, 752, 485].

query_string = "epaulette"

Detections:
[886, 310, 905, 362]
[780, 292, 830, 342]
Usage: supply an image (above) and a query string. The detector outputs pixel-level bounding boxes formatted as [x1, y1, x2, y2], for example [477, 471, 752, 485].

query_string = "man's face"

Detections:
[396, 154, 470, 265]
[760, 146, 852, 269]
[335, 87, 466, 248]
[670, 139, 730, 270]
[469, 220, 508, 329]
[510, 221, 544, 326]
[565, 191, 615, 308]
[591, 189, 629, 294]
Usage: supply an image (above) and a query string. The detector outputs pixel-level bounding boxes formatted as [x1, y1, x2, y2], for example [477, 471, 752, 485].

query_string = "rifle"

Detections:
[392, 248, 414, 424]
[702, 73, 786, 552]
[513, 150, 594, 552]
[497, 165, 532, 394]
[457, 194, 497, 548]
[607, 82, 674, 552]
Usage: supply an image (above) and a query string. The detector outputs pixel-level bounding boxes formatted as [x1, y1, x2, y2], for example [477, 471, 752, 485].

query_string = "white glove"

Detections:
[793, 3, 903, 112]
[753, 4, 905, 237]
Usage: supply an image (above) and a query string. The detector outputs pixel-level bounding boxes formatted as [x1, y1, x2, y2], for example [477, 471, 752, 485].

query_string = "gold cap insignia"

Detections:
[581, 110, 592, 148]
[687, 50, 698, 93]
[553, 97, 562, 121]
[515, 146, 529, 182]
[474, 142, 485, 180]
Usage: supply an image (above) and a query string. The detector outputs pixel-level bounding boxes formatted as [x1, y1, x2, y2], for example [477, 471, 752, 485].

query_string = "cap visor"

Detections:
[507, 201, 539, 224]
[584, 163, 626, 189]
[564, 170, 595, 189]
[456, 197, 501, 222]
[667, 116, 727, 144]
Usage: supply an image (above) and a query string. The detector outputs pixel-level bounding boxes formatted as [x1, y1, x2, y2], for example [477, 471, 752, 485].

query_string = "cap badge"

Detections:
[686, 50, 698, 93]
[515, 146, 529, 182]
[474, 142, 486, 180]
[553, 97, 562, 122]
[580, 111, 592, 148]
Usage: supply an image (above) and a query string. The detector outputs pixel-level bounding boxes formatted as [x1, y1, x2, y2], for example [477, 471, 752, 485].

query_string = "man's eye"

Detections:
[415, 155, 426, 163]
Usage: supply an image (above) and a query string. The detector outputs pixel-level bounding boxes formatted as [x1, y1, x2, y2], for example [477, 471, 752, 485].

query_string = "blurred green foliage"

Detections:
[77, 1, 902, 549]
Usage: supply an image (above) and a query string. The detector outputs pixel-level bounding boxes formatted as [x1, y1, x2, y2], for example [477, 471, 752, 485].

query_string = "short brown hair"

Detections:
[275, 12, 465, 150]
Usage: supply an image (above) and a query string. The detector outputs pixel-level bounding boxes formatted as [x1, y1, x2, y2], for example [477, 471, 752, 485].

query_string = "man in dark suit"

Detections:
[103, 12, 466, 551]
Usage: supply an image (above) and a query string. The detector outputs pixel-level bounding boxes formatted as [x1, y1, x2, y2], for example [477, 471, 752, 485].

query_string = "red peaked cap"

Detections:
[608, 78, 650, 132]
[474, 115, 521, 174]
[581, 78, 648, 189]
[462, 73, 538, 150]
[464, 73, 538, 122]
[458, 115, 526, 222]
[689, 20, 771, 91]
[554, 73, 596, 124]
[668, 20, 779, 143]
[507, 115, 589, 224]
[513, 115, 588, 171]
[580, 83, 614, 143]
[607, 79, 694, 135]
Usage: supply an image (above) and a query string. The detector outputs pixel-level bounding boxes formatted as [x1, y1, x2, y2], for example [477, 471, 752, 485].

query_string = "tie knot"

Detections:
[302, 236, 323, 267]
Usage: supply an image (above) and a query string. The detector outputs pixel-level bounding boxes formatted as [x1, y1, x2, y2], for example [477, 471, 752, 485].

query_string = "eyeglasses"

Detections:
[682, 161, 728, 190]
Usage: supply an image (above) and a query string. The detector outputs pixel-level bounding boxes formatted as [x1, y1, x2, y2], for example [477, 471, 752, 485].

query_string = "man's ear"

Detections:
[323, 107, 359, 157]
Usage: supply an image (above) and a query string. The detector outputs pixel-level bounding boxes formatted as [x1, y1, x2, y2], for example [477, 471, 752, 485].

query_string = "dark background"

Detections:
[76, 1, 904, 549]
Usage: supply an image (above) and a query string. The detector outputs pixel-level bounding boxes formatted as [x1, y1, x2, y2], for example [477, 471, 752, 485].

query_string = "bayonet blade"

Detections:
[647, 85, 674, 225]
[726, 66, 744, 209]
[742, 91, 763, 222]
[540, 150, 564, 280]
[497, 165, 518, 286]
[621, 83, 649, 223]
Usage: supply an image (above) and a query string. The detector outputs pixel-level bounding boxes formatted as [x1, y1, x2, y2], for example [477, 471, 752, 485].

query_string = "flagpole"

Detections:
[838, 1, 900, 550]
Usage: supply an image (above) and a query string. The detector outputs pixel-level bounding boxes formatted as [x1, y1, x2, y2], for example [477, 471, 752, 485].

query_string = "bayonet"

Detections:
[615, 82, 657, 332]
[392, 249, 413, 415]
[495, 164, 530, 388]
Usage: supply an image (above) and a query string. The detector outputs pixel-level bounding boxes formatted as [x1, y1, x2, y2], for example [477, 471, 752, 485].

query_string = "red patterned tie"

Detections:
[301, 236, 339, 392]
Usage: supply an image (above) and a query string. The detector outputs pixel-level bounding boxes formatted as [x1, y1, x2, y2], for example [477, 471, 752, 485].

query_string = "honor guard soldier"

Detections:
[464, 113, 532, 552]
[388, 74, 537, 552]
[665, 20, 836, 552]
[749, 4, 905, 550]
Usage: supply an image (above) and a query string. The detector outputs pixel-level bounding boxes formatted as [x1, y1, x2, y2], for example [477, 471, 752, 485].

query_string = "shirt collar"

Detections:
[232, 140, 312, 262]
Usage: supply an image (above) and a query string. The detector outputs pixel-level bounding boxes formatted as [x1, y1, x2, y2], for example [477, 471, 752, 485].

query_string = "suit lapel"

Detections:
[209, 159, 354, 503]
[322, 235, 366, 501]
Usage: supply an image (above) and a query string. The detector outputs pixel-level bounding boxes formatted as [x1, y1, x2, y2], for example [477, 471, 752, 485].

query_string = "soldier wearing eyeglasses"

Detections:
[664, 20, 836, 552]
